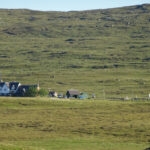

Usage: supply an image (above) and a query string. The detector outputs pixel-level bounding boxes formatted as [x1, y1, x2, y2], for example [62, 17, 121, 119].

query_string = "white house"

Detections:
[0, 82, 10, 96]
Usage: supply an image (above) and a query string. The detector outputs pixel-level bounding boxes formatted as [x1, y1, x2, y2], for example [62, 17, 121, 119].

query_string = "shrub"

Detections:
[25, 87, 38, 97]
[38, 88, 48, 97]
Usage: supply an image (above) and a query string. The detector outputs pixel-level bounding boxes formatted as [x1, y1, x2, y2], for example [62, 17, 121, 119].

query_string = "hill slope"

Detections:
[0, 4, 150, 99]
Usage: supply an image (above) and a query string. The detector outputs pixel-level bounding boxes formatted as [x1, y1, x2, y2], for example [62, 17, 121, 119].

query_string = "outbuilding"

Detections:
[66, 89, 80, 98]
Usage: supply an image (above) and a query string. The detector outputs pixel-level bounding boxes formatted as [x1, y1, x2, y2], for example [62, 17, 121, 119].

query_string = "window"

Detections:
[12, 85, 15, 90]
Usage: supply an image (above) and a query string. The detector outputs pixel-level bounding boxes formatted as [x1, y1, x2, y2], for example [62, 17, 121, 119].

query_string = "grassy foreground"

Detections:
[0, 97, 149, 150]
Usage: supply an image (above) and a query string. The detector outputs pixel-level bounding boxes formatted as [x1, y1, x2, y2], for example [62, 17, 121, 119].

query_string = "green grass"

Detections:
[0, 139, 147, 150]
[0, 97, 150, 149]
[0, 4, 150, 150]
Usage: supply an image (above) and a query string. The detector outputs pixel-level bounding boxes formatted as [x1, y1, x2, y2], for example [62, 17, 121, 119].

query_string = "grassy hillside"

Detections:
[0, 4, 150, 98]
[0, 97, 150, 150]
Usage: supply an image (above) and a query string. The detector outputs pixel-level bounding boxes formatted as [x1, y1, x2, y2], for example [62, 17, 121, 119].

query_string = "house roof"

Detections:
[14, 84, 38, 96]
[0, 82, 9, 88]
[16, 84, 39, 92]
[0, 82, 5, 87]
[17, 85, 29, 92]
[9, 82, 20, 90]
[67, 89, 80, 95]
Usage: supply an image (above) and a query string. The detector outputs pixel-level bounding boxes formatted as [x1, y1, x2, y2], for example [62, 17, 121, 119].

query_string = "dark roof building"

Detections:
[14, 84, 39, 97]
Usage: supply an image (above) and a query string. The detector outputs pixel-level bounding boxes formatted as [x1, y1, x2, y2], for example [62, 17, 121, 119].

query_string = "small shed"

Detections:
[66, 89, 80, 98]
[49, 91, 58, 97]
[79, 93, 88, 100]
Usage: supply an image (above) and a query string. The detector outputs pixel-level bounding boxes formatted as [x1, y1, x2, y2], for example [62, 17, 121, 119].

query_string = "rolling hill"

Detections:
[0, 4, 150, 99]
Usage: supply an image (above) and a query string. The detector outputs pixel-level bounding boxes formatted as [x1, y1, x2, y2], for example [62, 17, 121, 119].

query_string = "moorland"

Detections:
[0, 4, 150, 99]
